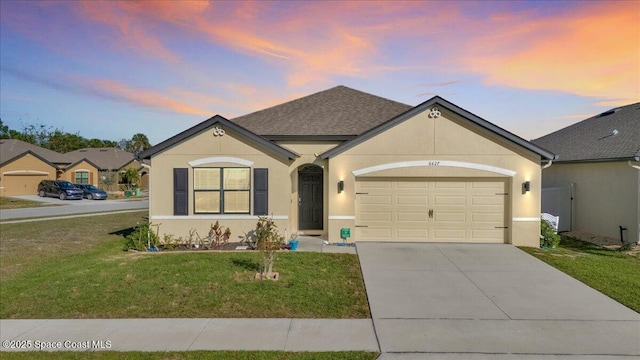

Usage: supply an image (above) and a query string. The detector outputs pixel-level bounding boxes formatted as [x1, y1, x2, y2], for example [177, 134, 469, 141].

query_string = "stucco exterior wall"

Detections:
[0, 154, 56, 196]
[61, 161, 99, 185]
[542, 161, 640, 244]
[326, 109, 542, 247]
[148, 108, 544, 247]
[148, 128, 295, 241]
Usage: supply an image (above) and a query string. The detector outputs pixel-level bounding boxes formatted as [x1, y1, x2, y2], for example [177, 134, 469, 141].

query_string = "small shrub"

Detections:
[540, 219, 561, 248]
[200, 221, 231, 248]
[124, 221, 160, 251]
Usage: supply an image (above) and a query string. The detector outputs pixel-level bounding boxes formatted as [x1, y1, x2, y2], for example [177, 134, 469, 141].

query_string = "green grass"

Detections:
[0, 196, 58, 209]
[0, 212, 369, 319]
[0, 351, 378, 360]
[520, 236, 640, 312]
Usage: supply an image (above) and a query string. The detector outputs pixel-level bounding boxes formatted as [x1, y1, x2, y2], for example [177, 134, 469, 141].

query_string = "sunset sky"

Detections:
[1, 0, 638, 145]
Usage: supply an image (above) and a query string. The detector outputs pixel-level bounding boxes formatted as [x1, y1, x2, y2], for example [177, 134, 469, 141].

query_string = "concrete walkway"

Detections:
[357, 243, 640, 359]
[0, 318, 378, 352]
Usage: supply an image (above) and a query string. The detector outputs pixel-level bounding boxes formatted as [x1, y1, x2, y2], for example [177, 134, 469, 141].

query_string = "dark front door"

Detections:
[298, 165, 323, 230]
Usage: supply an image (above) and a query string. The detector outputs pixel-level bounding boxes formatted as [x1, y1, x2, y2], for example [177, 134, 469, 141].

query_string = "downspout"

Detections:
[629, 157, 640, 244]
[541, 159, 553, 170]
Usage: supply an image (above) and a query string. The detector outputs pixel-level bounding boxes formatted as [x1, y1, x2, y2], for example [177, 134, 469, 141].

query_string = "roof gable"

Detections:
[231, 86, 412, 137]
[533, 103, 640, 162]
[66, 158, 103, 171]
[65, 148, 135, 170]
[138, 115, 298, 161]
[0, 139, 69, 166]
[321, 96, 555, 160]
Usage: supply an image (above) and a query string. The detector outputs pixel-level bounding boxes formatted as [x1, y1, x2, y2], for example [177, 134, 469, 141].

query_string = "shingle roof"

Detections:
[231, 86, 412, 136]
[532, 103, 640, 162]
[0, 139, 69, 166]
[65, 148, 136, 170]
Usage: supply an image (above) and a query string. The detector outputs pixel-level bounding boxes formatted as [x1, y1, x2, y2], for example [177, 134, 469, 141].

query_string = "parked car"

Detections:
[74, 184, 108, 200]
[37, 180, 84, 200]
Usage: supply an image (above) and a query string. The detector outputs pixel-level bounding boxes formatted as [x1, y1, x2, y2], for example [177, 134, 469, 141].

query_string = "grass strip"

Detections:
[520, 236, 640, 313]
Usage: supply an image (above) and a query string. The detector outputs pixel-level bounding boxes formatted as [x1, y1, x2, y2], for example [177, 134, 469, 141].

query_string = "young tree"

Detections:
[255, 216, 285, 279]
[122, 167, 141, 190]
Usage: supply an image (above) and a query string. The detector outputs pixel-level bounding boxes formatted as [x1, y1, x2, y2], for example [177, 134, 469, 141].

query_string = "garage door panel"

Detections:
[434, 182, 466, 189]
[471, 229, 504, 242]
[360, 181, 392, 189]
[358, 228, 392, 239]
[356, 178, 507, 243]
[398, 229, 428, 239]
[360, 195, 392, 205]
[397, 212, 428, 222]
[472, 213, 503, 223]
[434, 195, 466, 205]
[397, 181, 429, 189]
[397, 195, 429, 205]
[359, 211, 393, 222]
[433, 228, 467, 241]
[435, 211, 466, 222]
[471, 181, 504, 189]
[472, 195, 504, 205]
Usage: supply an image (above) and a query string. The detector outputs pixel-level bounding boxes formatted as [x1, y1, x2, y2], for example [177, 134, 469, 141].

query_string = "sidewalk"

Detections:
[0, 318, 378, 352]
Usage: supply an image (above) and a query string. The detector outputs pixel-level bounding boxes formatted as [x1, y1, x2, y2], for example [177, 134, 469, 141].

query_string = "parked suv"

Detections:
[37, 180, 83, 200]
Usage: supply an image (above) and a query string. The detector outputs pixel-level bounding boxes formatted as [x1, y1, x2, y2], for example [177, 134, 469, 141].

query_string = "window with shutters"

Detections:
[194, 168, 250, 214]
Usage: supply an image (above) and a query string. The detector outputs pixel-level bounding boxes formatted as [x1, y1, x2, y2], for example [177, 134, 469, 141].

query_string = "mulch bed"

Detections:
[156, 242, 253, 251]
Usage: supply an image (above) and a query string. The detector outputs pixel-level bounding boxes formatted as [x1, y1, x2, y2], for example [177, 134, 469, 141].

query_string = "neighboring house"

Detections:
[0, 140, 145, 196]
[533, 102, 640, 244]
[65, 148, 149, 190]
[140, 86, 554, 246]
[0, 139, 71, 196]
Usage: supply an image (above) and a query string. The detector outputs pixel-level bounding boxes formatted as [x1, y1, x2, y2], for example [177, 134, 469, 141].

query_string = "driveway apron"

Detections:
[356, 243, 640, 358]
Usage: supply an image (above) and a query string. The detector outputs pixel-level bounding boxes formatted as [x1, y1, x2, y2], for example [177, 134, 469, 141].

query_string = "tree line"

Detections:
[0, 119, 152, 155]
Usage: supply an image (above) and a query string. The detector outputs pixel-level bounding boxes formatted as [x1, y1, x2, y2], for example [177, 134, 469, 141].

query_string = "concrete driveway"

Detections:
[357, 243, 640, 359]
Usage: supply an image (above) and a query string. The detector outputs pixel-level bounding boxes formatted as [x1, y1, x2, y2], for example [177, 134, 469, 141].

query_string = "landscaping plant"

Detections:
[255, 216, 285, 279]
[124, 221, 160, 251]
[201, 221, 231, 248]
[540, 219, 561, 248]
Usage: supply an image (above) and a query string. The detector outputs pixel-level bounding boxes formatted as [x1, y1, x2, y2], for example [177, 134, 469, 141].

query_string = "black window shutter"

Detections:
[174, 168, 188, 216]
[253, 168, 268, 215]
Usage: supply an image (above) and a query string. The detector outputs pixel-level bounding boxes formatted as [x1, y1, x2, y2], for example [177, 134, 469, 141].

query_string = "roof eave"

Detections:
[138, 115, 299, 161]
[0, 150, 60, 169]
[265, 135, 356, 142]
[552, 156, 639, 164]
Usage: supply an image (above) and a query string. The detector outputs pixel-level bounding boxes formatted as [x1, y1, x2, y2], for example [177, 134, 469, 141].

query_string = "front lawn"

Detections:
[0, 212, 370, 319]
[521, 236, 640, 313]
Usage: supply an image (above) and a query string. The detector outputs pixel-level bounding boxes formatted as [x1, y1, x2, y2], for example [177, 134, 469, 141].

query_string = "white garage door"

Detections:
[355, 179, 507, 243]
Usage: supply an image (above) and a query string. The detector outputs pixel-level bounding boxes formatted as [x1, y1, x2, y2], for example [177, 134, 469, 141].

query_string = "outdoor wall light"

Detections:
[522, 181, 531, 193]
[338, 180, 345, 193]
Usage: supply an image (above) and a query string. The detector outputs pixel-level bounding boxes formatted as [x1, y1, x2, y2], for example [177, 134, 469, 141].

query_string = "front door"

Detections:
[298, 165, 323, 230]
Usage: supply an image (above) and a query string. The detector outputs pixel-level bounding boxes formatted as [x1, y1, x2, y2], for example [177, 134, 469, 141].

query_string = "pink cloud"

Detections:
[459, 1, 640, 105]
[87, 79, 211, 116]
